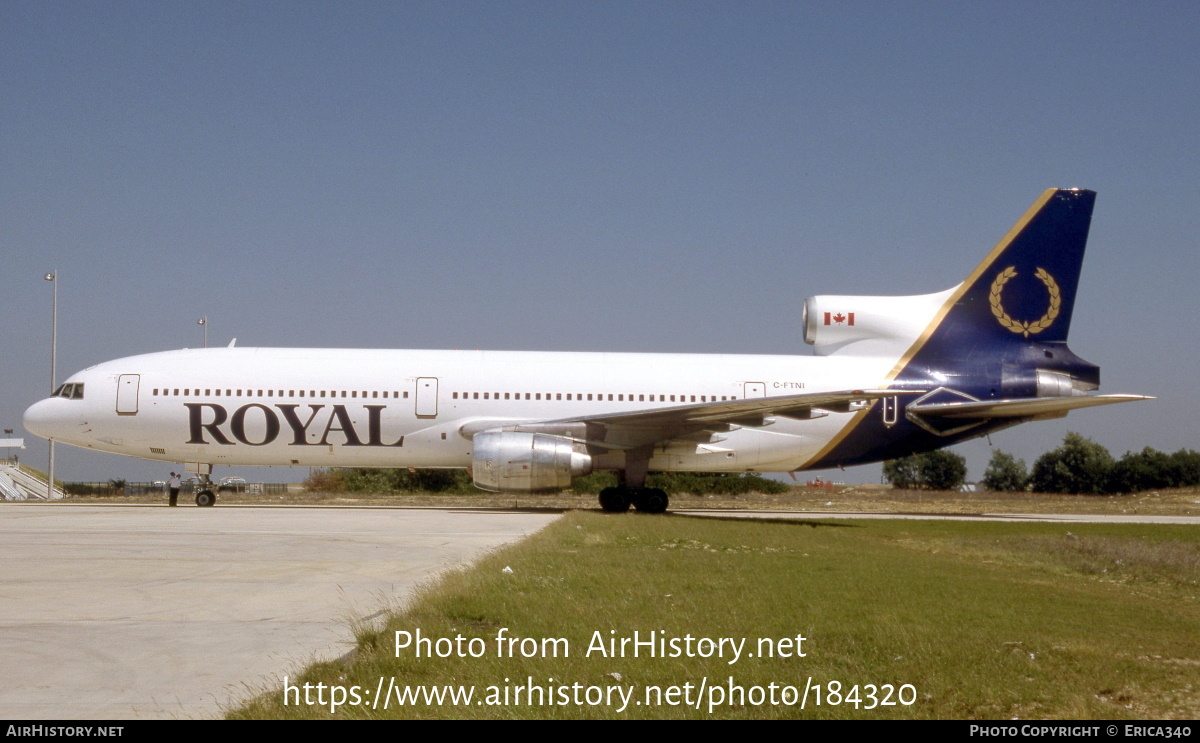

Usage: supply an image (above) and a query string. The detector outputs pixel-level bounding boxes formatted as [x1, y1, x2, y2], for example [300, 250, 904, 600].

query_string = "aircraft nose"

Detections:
[23, 398, 65, 440]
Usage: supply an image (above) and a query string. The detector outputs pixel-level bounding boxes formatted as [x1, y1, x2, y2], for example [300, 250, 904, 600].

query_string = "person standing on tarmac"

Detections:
[168, 472, 182, 507]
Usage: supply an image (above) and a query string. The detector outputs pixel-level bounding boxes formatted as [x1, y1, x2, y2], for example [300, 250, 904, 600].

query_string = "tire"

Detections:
[598, 486, 631, 513]
[635, 487, 669, 514]
[195, 490, 217, 507]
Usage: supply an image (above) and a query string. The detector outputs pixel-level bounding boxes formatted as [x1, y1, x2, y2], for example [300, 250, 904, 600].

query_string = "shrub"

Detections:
[884, 449, 968, 490]
[1030, 432, 1114, 494]
[341, 468, 476, 494]
[982, 450, 1028, 492]
[1108, 447, 1174, 493]
[571, 471, 789, 495]
[302, 468, 346, 492]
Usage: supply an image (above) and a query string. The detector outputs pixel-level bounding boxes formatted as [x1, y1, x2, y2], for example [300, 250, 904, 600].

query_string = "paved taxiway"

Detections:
[0, 504, 560, 719]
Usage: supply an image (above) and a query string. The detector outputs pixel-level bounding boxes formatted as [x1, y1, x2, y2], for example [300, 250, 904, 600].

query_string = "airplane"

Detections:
[24, 189, 1150, 511]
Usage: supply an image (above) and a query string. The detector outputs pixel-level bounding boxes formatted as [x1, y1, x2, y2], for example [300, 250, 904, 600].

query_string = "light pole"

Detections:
[198, 317, 207, 348]
[44, 271, 56, 500]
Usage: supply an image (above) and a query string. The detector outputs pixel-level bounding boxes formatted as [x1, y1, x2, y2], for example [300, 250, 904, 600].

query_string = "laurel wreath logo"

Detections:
[989, 266, 1060, 337]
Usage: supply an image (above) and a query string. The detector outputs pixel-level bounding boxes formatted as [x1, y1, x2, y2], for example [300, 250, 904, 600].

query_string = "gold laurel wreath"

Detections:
[989, 266, 1061, 337]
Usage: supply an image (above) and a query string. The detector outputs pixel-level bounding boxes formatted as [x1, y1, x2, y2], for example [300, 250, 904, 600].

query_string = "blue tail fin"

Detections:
[913, 188, 1096, 361]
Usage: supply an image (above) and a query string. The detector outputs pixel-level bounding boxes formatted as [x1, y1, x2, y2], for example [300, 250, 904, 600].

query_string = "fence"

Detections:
[63, 481, 292, 496]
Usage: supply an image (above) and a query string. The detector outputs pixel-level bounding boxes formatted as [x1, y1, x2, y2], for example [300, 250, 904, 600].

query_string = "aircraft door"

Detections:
[116, 374, 140, 415]
[744, 382, 766, 398]
[415, 377, 438, 418]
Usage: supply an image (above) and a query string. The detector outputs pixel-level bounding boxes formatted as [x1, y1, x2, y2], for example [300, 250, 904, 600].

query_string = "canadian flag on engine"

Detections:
[823, 312, 855, 326]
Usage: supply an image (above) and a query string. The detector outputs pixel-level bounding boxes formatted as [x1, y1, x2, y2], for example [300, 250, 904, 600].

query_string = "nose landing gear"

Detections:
[192, 470, 217, 507]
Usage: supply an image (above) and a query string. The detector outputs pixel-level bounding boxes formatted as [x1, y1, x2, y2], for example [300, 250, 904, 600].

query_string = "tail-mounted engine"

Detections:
[471, 431, 593, 493]
[802, 290, 951, 357]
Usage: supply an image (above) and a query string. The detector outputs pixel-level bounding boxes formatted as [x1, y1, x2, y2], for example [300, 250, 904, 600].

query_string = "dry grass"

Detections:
[59, 483, 1200, 517]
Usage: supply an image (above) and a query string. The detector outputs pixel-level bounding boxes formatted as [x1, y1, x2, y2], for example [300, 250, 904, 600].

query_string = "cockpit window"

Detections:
[54, 383, 84, 400]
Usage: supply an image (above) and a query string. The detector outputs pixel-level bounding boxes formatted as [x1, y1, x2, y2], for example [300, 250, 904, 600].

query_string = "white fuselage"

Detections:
[24, 346, 894, 474]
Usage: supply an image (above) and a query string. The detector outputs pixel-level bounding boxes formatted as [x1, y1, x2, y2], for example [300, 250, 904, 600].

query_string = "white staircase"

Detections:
[0, 463, 65, 500]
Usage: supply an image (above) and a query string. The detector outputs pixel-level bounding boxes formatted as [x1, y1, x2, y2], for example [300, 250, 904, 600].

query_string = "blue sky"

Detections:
[3, 1, 1197, 485]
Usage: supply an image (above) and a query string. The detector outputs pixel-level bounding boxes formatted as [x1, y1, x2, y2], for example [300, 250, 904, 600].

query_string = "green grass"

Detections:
[230, 514, 1200, 719]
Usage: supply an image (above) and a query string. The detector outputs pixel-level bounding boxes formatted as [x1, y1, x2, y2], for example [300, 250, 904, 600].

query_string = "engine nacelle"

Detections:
[802, 289, 952, 356]
[471, 431, 593, 493]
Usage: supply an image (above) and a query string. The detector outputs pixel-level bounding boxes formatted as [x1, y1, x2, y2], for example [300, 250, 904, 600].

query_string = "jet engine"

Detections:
[471, 431, 593, 493]
[802, 290, 952, 356]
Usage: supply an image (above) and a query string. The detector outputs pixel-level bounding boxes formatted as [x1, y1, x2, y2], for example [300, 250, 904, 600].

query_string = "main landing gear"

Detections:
[598, 486, 669, 514]
[599, 446, 668, 514]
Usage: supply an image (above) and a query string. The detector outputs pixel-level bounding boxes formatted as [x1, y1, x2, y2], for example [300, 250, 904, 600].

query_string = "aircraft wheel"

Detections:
[195, 490, 217, 507]
[598, 487, 631, 513]
[635, 488, 669, 514]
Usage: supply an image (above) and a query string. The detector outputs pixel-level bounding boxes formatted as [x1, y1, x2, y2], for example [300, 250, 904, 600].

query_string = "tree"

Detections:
[1169, 449, 1200, 487]
[884, 450, 968, 490]
[883, 455, 922, 489]
[1030, 432, 1114, 494]
[982, 450, 1028, 492]
[921, 450, 969, 490]
[1107, 447, 1173, 493]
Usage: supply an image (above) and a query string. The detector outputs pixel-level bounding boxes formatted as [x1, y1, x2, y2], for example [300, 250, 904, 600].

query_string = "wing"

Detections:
[459, 389, 918, 450]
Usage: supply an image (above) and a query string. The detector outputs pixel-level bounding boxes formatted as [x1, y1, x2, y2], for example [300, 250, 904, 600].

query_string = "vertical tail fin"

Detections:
[904, 189, 1096, 367]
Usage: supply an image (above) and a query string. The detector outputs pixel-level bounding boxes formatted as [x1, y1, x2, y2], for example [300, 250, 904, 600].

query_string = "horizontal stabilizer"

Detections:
[908, 394, 1152, 420]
